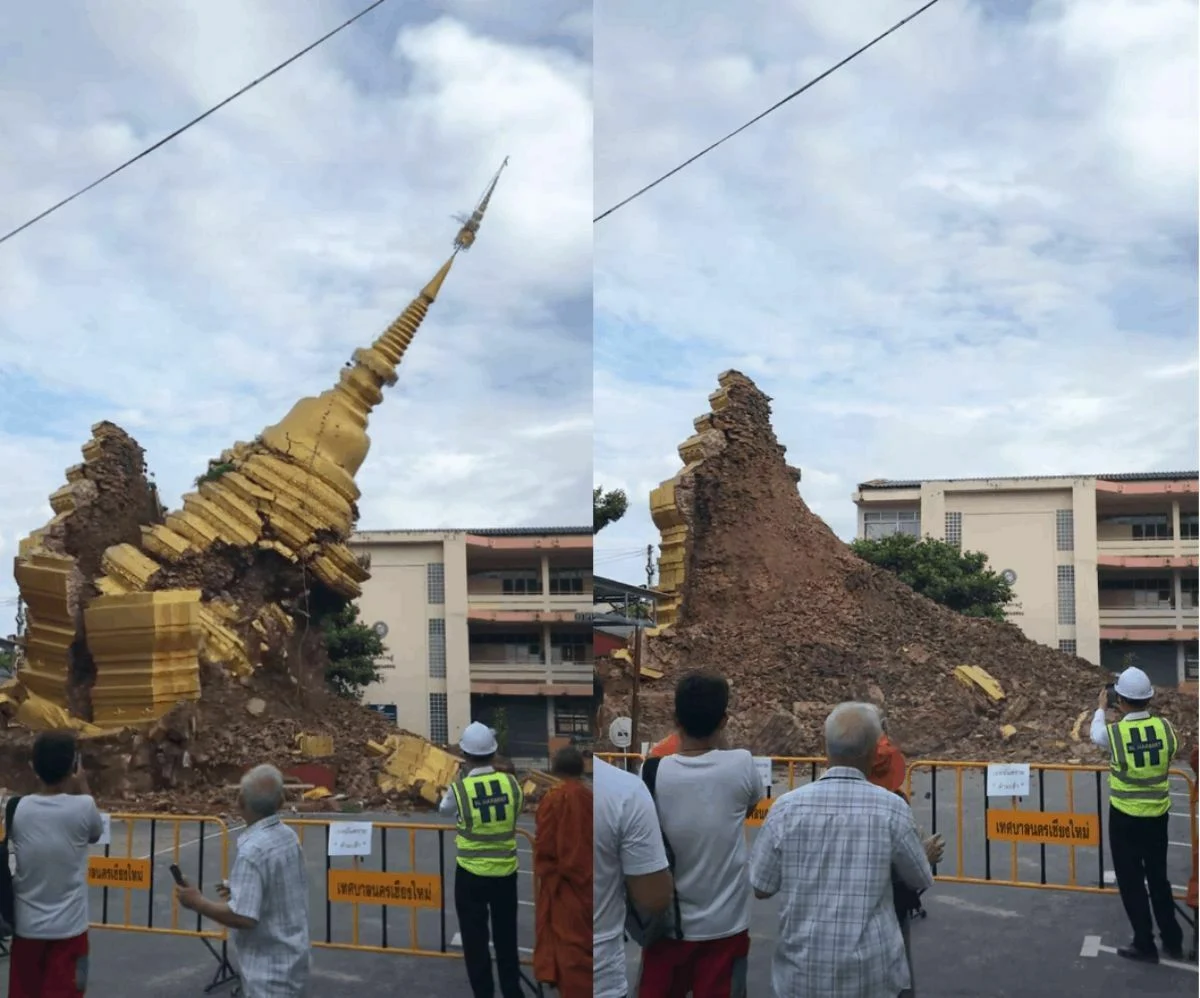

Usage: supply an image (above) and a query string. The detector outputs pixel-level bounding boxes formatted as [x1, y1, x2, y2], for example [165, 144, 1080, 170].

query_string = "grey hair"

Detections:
[824, 703, 883, 764]
[240, 764, 285, 818]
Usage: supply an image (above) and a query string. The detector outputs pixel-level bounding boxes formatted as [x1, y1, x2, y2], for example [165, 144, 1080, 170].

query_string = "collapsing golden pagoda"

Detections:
[8, 163, 508, 732]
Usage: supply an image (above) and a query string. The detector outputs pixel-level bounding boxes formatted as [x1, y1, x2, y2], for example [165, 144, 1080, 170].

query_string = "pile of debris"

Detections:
[603, 371, 1197, 762]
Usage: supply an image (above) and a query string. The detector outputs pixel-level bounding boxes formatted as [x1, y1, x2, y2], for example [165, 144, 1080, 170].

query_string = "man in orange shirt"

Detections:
[533, 747, 592, 997]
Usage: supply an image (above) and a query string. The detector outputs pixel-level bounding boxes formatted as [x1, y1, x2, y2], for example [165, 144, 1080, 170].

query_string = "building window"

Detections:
[428, 619, 446, 678]
[863, 509, 920, 540]
[1057, 566, 1075, 625]
[1182, 514, 1199, 541]
[1056, 509, 1073, 551]
[944, 512, 962, 550]
[1099, 577, 1173, 609]
[1058, 639, 1077, 656]
[427, 563, 445, 604]
[553, 699, 592, 736]
[500, 571, 542, 595]
[549, 569, 587, 595]
[551, 633, 591, 664]
[469, 632, 542, 664]
[1182, 575, 1198, 610]
[1186, 644, 1199, 681]
[1100, 514, 1172, 541]
[428, 693, 448, 744]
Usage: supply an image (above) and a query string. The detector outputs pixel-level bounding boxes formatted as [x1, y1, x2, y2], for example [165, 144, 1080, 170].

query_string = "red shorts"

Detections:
[639, 930, 750, 998]
[9, 932, 89, 998]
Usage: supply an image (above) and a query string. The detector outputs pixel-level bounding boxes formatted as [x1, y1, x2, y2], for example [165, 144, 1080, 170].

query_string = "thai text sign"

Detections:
[986, 810, 1099, 846]
[88, 857, 151, 889]
[745, 798, 775, 828]
[328, 870, 441, 908]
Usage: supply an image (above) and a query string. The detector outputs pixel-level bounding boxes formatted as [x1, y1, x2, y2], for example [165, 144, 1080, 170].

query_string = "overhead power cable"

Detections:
[0, 0, 395, 248]
[593, 0, 944, 223]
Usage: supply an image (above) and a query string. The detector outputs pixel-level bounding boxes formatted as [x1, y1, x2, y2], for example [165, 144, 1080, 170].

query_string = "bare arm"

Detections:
[626, 869, 673, 914]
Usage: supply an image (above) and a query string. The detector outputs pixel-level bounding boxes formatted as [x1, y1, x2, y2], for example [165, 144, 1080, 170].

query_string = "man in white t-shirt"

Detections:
[8, 731, 105, 998]
[639, 672, 760, 998]
[593, 672, 673, 998]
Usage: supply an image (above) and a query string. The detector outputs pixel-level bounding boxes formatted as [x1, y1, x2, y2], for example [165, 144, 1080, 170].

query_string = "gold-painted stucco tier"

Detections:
[649, 371, 736, 628]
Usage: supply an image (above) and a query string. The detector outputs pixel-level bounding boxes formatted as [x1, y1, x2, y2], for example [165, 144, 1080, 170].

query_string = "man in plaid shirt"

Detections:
[749, 703, 935, 998]
[178, 764, 311, 997]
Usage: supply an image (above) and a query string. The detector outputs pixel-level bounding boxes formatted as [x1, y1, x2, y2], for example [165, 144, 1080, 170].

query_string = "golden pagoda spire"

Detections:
[259, 161, 507, 499]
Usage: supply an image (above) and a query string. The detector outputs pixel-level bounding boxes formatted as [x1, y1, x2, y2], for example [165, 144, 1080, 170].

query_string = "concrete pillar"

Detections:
[542, 622, 553, 678]
[1177, 643, 1186, 685]
[1172, 500, 1182, 557]
[443, 534, 472, 743]
[1073, 481, 1101, 665]
[919, 483, 946, 540]
[1174, 568, 1184, 629]
[540, 554, 551, 602]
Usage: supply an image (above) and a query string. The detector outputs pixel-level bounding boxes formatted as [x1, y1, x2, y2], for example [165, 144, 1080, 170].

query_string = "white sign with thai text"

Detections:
[97, 813, 112, 846]
[327, 821, 373, 857]
[986, 763, 1030, 798]
[753, 757, 774, 797]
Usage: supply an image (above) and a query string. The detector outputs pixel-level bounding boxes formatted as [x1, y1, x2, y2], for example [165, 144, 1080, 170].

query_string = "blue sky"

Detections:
[0, 0, 592, 621]
[594, 0, 1199, 585]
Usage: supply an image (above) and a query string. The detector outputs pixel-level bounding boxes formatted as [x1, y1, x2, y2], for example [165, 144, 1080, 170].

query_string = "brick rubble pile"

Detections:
[603, 372, 1197, 763]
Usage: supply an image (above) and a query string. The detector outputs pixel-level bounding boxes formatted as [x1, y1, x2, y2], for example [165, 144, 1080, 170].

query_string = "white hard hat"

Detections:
[1114, 667, 1154, 701]
[459, 722, 498, 756]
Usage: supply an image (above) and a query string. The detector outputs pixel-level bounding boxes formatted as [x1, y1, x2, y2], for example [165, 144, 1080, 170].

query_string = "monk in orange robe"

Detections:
[533, 747, 593, 997]
[869, 732, 907, 793]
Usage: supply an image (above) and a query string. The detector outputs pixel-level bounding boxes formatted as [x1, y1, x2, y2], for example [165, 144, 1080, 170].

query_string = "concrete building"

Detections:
[349, 527, 593, 763]
[854, 472, 1199, 687]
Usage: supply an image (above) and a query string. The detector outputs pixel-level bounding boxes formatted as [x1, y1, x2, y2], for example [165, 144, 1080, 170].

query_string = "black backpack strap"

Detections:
[639, 757, 683, 938]
[4, 796, 19, 842]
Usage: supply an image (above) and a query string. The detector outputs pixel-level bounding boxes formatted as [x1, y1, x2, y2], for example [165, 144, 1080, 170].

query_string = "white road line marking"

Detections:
[1170, 841, 1191, 848]
[1096, 944, 1198, 974]
[450, 931, 532, 955]
[1171, 812, 1192, 819]
[929, 895, 1019, 919]
[1080, 935, 1101, 958]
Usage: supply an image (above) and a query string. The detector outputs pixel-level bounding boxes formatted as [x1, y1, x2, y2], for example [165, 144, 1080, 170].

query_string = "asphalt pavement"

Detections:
[0, 811, 542, 998]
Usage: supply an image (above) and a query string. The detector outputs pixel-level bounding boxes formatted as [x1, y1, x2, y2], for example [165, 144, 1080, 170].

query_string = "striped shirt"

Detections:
[749, 767, 933, 998]
[228, 815, 311, 998]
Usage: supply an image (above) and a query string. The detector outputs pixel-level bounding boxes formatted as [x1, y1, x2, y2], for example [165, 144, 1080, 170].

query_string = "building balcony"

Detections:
[468, 659, 593, 695]
[466, 589, 593, 614]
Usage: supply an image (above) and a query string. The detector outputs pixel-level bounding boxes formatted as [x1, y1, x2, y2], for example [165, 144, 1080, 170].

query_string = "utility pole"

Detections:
[631, 623, 642, 756]
[645, 544, 654, 589]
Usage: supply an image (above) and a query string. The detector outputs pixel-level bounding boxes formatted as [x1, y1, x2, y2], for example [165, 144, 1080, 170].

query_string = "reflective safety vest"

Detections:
[1107, 715, 1177, 818]
[451, 771, 522, 877]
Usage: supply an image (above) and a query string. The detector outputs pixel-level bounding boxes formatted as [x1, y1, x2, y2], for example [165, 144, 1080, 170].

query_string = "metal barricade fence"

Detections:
[283, 819, 543, 997]
[903, 760, 1198, 903]
[88, 813, 237, 993]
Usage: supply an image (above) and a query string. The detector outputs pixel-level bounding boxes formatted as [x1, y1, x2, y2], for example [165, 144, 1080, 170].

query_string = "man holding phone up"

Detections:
[7, 731, 105, 998]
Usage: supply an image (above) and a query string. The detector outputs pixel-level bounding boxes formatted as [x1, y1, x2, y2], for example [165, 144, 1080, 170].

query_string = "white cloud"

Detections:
[594, 0, 1198, 584]
[0, 0, 592, 620]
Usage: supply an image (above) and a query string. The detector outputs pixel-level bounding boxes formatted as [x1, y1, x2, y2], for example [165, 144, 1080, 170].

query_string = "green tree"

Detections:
[316, 600, 385, 700]
[850, 533, 1015, 622]
[594, 486, 628, 532]
[0, 648, 13, 674]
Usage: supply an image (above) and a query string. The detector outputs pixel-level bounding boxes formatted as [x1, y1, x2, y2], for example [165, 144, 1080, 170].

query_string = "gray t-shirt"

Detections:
[654, 750, 762, 940]
[11, 794, 104, 939]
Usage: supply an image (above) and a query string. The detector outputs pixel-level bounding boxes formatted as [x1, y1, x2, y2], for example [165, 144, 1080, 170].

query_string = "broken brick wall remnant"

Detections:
[609, 371, 1196, 762]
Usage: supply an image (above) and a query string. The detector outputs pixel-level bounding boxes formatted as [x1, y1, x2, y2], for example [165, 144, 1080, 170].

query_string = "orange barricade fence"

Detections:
[87, 813, 237, 992]
[283, 820, 542, 996]
[903, 760, 1198, 906]
[593, 751, 644, 771]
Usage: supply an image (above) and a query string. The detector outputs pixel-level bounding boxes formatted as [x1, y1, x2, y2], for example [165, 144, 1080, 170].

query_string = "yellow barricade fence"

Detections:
[283, 819, 542, 995]
[87, 813, 237, 992]
[903, 760, 1198, 903]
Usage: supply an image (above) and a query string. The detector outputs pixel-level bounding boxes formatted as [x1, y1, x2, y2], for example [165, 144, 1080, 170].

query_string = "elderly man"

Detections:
[750, 703, 935, 998]
[177, 764, 311, 998]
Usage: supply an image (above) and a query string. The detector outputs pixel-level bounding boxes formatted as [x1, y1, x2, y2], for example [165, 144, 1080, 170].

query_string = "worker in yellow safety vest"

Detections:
[1089, 666, 1184, 963]
[438, 721, 525, 998]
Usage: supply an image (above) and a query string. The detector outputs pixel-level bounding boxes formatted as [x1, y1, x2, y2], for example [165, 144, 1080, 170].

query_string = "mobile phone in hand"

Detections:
[169, 864, 188, 887]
